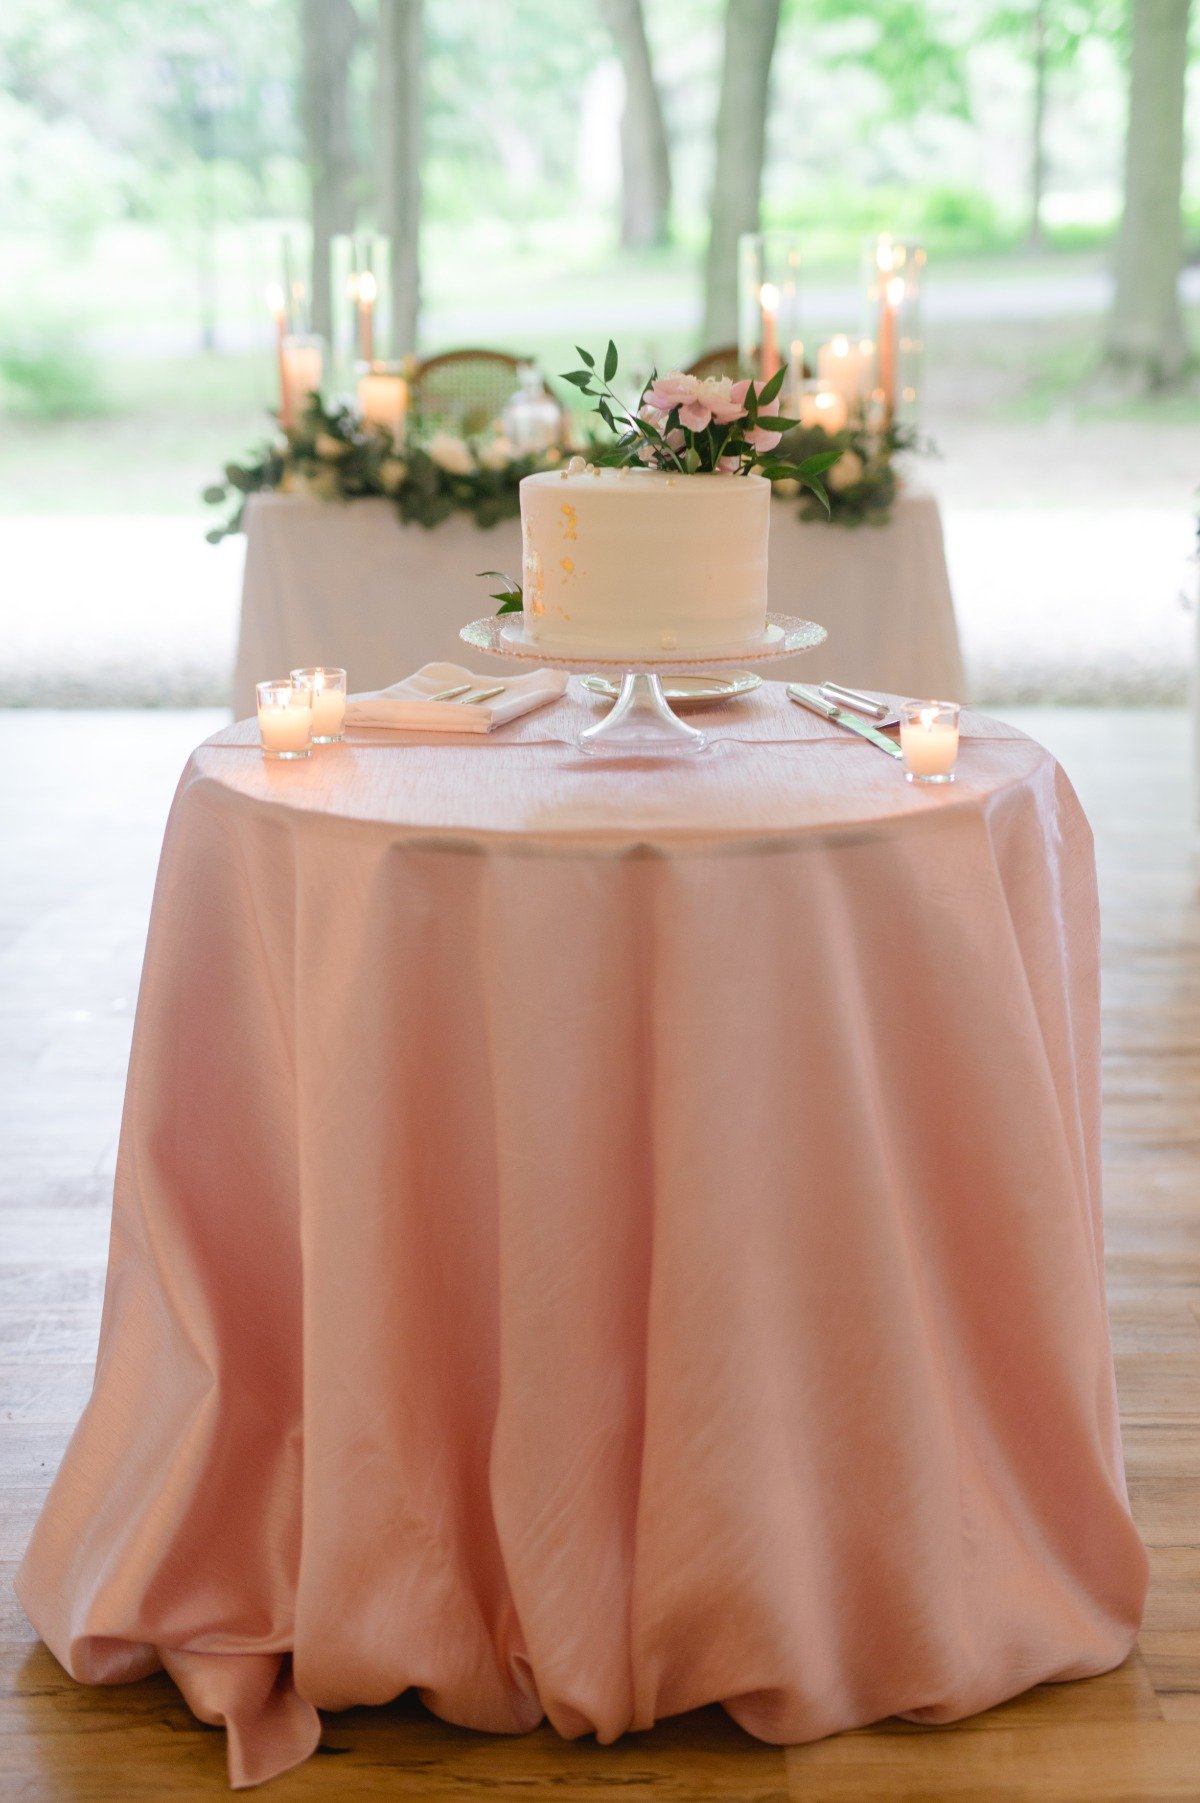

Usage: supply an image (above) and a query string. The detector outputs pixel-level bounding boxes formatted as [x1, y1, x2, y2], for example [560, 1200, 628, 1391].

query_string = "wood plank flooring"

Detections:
[1, 706, 1197, 1800]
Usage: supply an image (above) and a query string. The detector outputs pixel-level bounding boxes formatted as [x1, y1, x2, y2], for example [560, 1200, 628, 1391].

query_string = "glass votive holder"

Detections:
[257, 677, 313, 760]
[899, 699, 960, 784]
[291, 666, 346, 742]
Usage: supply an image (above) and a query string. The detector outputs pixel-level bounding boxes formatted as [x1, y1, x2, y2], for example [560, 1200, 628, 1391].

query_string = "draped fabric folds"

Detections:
[18, 690, 1145, 1788]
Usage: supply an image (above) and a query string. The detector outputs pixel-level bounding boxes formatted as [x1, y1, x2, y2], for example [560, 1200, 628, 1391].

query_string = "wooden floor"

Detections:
[1, 706, 1197, 1801]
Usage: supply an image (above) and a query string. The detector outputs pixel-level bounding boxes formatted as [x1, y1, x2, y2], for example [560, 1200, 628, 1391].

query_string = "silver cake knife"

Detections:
[787, 685, 904, 759]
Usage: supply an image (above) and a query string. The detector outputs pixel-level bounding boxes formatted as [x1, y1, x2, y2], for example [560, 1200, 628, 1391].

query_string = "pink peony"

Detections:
[678, 398, 713, 430]
[746, 424, 782, 453]
[643, 371, 700, 414]
[700, 376, 752, 426]
[745, 392, 781, 454]
[717, 453, 742, 472]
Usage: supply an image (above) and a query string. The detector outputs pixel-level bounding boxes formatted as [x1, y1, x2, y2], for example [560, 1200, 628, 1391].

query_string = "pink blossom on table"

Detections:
[665, 428, 686, 450]
[717, 454, 742, 472]
[643, 371, 700, 414]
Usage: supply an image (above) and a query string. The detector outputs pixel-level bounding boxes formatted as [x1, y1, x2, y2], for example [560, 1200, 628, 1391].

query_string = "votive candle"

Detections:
[257, 677, 314, 759]
[900, 700, 960, 783]
[291, 666, 346, 743]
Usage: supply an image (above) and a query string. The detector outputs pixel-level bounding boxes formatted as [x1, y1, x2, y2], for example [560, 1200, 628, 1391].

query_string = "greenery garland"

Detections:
[203, 389, 927, 544]
[772, 420, 928, 527]
[203, 393, 560, 543]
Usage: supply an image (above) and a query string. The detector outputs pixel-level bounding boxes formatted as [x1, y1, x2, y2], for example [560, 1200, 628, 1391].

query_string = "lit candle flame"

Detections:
[264, 282, 285, 315]
[358, 270, 378, 305]
[759, 281, 779, 314]
[886, 275, 906, 307]
[918, 706, 938, 731]
[830, 333, 849, 357]
[875, 235, 894, 274]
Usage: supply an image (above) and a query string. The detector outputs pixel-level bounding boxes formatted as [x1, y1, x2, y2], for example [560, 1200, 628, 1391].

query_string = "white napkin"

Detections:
[344, 661, 567, 735]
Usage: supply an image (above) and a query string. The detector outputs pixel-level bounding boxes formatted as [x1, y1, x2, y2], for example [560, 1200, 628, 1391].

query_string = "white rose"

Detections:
[378, 457, 407, 494]
[828, 450, 864, 492]
[315, 432, 350, 461]
[426, 432, 475, 475]
[477, 436, 517, 471]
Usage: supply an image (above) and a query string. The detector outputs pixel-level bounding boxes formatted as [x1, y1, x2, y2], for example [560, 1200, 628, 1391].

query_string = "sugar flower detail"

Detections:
[562, 339, 841, 512]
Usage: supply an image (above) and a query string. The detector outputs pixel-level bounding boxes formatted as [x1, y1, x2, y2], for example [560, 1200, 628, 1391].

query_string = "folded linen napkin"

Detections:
[344, 661, 568, 734]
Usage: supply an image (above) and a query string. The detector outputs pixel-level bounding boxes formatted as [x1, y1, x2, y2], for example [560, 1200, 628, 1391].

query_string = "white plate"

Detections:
[580, 671, 762, 706]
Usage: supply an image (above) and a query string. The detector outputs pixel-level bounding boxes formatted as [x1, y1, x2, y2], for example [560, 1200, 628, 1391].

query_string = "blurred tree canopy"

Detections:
[0, 0, 1194, 383]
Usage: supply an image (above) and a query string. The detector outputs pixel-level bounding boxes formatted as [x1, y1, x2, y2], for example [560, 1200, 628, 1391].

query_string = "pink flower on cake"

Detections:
[745, 396, 782, 454]
[700, 376, 752, 425]
[643, 372, 700, 414]
[746, 423, 782, 452]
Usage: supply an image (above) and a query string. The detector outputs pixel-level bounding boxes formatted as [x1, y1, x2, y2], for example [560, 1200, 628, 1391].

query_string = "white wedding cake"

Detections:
[515, 463, 770, 656]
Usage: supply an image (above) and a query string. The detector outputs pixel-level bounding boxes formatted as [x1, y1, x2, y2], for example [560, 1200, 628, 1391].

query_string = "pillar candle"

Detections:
[797, 388, 848, 435]
[357, 369, 409, 441]
[817, 335, 872, 407]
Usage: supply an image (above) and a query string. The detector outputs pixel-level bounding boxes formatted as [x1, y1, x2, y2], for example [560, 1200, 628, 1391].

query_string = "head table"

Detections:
[230, 489, 967, 719]
[18, 683, 1145, 1789]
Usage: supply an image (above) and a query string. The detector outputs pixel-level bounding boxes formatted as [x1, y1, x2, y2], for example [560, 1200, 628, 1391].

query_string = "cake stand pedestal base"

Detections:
[578, 672, 708, 756]
[458, 614, 828, 759]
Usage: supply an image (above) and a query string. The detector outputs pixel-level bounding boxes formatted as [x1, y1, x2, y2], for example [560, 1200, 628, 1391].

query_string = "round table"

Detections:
[18, 683, 1146, 1790]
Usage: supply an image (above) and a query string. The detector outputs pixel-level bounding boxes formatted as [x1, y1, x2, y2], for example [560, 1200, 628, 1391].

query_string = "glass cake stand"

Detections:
[460, 613, 828, 755]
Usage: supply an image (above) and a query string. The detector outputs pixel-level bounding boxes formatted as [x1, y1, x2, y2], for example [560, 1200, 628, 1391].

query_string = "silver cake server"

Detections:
[787, 686, 903, 759]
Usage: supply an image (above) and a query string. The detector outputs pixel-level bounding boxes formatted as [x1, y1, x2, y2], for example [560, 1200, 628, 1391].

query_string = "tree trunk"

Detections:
[1106, 0, 1190, 386]
[300, 0, 358, 343]
[702, 0, 781, 351]
[1028, 0, 1047, 247]
[378, 0, 423, 356]
[598, 0, 672, 248]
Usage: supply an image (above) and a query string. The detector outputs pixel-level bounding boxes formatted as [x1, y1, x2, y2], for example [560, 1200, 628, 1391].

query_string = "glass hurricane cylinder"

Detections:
[738, 233, 803, 401]
[280, 334, 324, 432]
[864, 235, 925, 426]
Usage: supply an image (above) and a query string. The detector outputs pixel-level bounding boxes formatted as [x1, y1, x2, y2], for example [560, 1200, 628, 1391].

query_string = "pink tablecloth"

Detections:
[18, 684, 1146, 1788]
